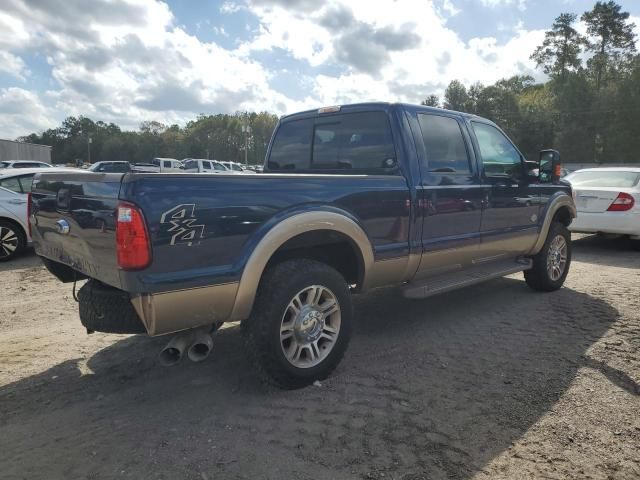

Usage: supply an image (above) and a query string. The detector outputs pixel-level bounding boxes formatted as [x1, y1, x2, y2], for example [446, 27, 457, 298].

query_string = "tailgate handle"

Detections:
[56, 188, 71, 210]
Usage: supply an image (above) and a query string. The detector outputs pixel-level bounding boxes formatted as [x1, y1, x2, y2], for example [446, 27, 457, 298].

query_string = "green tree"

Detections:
[531, 13, 584, 81]
[420, 95, 440, 107]
[582, 1, 637, 90]
[443, 80, 470, 111]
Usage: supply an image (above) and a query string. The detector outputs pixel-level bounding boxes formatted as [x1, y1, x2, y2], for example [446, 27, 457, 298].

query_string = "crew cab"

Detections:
[30, 103, 576, 388]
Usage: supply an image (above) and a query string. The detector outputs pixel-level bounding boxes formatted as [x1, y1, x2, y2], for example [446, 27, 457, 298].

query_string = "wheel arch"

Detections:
[528, 192, 576, 255]
[229, 210, 375, 321]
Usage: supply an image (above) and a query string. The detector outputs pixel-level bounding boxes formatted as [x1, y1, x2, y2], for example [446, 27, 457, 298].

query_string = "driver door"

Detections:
[471, 121, 540, 260]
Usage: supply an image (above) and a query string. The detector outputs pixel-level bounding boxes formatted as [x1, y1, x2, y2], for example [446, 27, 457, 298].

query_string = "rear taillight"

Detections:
[27, 192, 32, 237]
[607, 192, 635, 212]
[116, 202, 151, 270]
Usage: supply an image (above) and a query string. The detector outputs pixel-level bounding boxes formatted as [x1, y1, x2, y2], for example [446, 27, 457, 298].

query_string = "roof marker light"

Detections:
[318, 106, 341, 114]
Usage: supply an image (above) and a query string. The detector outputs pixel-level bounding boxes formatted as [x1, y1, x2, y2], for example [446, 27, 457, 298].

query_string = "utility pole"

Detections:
[87, 135, 92, 164]
[241, 124, 251, 166]
[206, 133, 211, 159]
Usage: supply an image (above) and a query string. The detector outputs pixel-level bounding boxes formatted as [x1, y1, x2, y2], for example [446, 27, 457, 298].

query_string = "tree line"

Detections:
[422, 0, 638, 164]
[19, 1, 638, 166]
[19, 112, 279, 166]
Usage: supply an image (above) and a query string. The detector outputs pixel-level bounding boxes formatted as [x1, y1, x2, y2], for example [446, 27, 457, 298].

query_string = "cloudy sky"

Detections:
[1, 0, 639, 139]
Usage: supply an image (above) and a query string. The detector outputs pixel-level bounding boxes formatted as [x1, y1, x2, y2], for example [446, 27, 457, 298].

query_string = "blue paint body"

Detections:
[30, 103, 571, 295]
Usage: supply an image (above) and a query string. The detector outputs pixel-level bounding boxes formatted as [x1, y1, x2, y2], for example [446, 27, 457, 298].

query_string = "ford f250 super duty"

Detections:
[30, 103, 576, 388]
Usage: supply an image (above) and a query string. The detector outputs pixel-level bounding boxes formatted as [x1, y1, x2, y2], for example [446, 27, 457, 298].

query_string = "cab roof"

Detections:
[280, 102, 482, 122]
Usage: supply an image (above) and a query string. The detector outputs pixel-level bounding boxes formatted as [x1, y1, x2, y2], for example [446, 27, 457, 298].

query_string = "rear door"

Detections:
[471, 121, 540, 259]
[413, 112, 484, 278]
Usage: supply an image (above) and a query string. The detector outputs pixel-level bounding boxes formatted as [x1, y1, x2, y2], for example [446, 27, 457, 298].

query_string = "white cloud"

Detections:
[0, 0, 313, 135]
[0, 51, 28, 80]
[240, 0, 545, 104]
[0, 88, 55, 139]
[479, 0, 527, 11]
[0, 0, 598, 138]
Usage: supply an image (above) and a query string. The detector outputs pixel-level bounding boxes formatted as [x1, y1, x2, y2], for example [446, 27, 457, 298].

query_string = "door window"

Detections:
[203, 161, 212, 170]
[163, 160, 172, 169]
[417, 114, 471, 173]
[472, 122, 522, 176]
[0, 177, 22, 193]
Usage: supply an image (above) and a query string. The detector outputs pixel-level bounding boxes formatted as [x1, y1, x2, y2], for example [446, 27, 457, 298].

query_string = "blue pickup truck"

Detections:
[30, 103, 576, 388]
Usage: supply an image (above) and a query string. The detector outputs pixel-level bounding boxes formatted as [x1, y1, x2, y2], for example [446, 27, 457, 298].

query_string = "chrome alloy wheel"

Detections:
[0, 226, 19, 259]
[546, 234, 568, 281]
[280, 285, 341, 368]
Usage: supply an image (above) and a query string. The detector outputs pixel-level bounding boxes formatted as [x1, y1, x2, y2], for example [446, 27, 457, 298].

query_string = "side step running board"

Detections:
[402, 258, 532, 300]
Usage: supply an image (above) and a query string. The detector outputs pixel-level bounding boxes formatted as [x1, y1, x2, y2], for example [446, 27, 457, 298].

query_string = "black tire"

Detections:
[78, 280, 147, 334]
[525, 221, 572, 292]
[0, 220, 26, 262]
[242, 259, 353, 389]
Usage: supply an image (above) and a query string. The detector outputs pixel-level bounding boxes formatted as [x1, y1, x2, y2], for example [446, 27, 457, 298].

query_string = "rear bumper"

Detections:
[130, 282, 239, 336]
[569, 211, 640, 237]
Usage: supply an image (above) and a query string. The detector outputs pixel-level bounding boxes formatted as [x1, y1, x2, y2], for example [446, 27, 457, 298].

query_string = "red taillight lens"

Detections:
[27, 192, 32, 237]
[607, 192, 635, 212]
[116, 202, 151, 270]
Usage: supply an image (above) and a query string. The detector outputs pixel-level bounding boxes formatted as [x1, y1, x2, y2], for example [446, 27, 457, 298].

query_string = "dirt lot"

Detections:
[1, 234, 639, 480]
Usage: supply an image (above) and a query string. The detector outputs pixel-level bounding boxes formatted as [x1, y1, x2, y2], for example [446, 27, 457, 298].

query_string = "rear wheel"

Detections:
[0, 220, 26, 262]
[242, 259, 352, 389]
[525, 221, 571, 291]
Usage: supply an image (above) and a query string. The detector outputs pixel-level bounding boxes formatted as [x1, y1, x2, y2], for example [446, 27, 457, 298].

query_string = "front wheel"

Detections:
[0, 220, 26, 262]
[242, 259, 352, 389]
[525, 221, 571, 291]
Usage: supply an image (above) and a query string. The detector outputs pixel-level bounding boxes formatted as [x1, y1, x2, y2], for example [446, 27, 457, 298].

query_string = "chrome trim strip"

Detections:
[130, 282, 239, 336]
[228, 211, 375, 321]
[528, 193, 576, 255]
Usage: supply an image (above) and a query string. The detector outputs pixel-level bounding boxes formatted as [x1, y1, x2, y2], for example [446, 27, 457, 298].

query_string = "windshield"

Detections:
[0, 162, 9, 168]
[567, 170, 640, 188]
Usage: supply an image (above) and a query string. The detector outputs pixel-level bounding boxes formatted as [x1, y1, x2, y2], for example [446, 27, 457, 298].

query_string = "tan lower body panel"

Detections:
[130, 282, 239, 336]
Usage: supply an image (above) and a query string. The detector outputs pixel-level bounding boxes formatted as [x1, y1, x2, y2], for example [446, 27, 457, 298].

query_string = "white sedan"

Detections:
[0, 167, 76, 261]
[565, 167, 640, 241]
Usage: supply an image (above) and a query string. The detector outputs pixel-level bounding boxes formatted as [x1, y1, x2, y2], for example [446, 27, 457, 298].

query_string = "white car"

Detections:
[566, 167, 640, 241]
[0, 160, 53, 169]
[221, 161, 253, 174]
[182, 159, 232, 173]
[0, 167, 77, 261]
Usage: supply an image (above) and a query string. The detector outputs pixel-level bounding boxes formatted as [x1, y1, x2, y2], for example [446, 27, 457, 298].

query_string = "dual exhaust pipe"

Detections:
[159, 327, 215, 367]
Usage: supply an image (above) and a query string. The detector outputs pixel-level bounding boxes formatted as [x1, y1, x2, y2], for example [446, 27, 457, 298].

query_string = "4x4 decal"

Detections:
[160, 204, 205, 246]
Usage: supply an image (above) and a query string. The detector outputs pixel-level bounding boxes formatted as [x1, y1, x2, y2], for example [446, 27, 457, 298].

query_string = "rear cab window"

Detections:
[417, 114, 471, 174]
[267, 111, 397, 174]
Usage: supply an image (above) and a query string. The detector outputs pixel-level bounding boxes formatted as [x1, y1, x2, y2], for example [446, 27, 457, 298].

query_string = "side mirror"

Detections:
[539, 149, 561, 184]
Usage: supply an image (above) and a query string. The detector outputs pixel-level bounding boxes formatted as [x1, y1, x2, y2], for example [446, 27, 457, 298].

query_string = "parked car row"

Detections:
[85, 158, 259, 174]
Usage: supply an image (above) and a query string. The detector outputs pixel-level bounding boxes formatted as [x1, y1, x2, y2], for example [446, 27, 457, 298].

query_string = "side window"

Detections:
[312, 112, 396, 171]
[0, 177, 22, 193]
[268, 118, 313, 170]
[152, 159, 160, 167]
[18, 175, 35, 192]
[203, 161, 212, 170]
[163, 160, 172, 169]
[417, 114, 471, 173]
[472, 122, 522, 176]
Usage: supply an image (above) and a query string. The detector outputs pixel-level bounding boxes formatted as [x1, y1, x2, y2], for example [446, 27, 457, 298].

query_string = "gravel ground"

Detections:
[0, 234, 639, 480]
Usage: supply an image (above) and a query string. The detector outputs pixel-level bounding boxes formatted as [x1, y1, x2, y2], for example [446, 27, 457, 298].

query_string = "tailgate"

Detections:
[31, 172, 124, 288]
